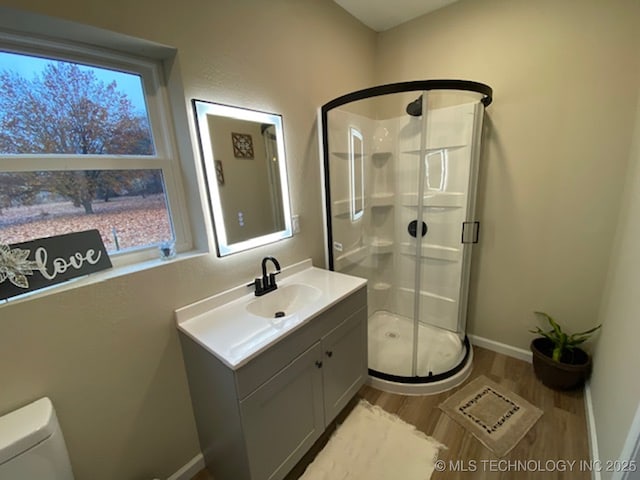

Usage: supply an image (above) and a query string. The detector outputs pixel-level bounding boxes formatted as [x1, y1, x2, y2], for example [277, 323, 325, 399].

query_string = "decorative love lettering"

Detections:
[0, 230, 112, 301]
[34, 247, 103, 280]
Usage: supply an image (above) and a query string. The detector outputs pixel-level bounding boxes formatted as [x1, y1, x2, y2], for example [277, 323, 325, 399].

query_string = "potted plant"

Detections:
[530, 311, 601, 390]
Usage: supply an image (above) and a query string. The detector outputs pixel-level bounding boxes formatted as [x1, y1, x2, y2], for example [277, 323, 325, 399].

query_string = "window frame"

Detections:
[0, 30, 193, 267]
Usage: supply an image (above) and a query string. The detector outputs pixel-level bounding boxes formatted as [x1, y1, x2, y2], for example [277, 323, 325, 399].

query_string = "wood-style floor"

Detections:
[192, 346, 591, 480]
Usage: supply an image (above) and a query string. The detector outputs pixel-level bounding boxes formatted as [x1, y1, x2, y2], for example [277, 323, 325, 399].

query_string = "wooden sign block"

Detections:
[0, 229, 112, 300]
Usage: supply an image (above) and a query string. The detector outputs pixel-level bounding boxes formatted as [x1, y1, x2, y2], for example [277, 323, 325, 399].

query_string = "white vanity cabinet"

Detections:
[179, 286, 367, 480]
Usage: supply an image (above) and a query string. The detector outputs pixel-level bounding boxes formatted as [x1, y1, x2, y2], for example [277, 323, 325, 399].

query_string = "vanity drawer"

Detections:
[234, 286, 366, 399]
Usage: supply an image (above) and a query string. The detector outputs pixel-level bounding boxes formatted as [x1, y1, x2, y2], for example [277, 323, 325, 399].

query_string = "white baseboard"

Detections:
[468, 334, 532, 363]
[167, 453, 205, 480]
[584, 381, 601, 480]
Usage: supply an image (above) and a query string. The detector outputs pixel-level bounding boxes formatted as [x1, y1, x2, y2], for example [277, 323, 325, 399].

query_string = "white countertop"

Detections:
[175, 259, 366, 370]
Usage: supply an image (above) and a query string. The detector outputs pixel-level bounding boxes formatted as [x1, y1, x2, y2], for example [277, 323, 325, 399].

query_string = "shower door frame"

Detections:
[320, 80, 492, 384]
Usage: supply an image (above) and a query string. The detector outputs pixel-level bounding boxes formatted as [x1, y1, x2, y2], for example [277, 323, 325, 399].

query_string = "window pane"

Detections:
[0, 170, 173, 252]
[0, 51, 154, 155]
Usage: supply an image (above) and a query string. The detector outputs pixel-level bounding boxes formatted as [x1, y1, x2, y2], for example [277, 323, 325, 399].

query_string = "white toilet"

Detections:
[0, 397, 75, 479]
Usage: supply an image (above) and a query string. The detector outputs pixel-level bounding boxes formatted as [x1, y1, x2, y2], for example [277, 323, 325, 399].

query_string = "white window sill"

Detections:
[0, 249, 207, 308]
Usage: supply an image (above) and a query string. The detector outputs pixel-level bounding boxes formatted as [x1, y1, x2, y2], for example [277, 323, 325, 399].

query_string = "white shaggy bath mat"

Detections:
[299, 400, 445, 480]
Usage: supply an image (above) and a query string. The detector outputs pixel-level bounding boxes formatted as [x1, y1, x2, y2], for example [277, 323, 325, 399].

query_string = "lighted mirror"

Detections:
[193, 100, 292, 256]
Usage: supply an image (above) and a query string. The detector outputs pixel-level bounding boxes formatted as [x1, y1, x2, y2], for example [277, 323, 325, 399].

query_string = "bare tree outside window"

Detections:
[0, 52, 174, 251]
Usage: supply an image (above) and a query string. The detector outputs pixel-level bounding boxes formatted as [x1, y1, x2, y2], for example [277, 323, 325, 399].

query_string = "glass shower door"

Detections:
[413, 93, 484, 377]
[326, 92, 421, 380]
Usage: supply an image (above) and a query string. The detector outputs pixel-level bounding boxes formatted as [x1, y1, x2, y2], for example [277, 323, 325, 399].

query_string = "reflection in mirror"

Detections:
[193, 100, 292, 256]
[349, 127, 364, 221]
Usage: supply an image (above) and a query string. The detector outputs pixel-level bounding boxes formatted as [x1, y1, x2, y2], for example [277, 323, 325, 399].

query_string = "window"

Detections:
[0, 34, 189, 263]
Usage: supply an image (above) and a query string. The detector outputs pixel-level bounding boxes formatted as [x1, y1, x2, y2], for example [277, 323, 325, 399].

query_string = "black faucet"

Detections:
[249, 256, 281, 296]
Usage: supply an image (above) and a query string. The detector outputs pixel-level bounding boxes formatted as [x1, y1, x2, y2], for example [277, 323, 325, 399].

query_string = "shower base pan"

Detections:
[367, 310, 472, 395]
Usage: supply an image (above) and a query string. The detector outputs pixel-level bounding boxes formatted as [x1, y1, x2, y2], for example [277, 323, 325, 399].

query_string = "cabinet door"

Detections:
[239, 342, 324, 480]
[322, 307, 367, 423]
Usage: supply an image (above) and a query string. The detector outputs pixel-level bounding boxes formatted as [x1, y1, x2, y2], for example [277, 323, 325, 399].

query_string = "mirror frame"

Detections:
[193, 100, 293, 256]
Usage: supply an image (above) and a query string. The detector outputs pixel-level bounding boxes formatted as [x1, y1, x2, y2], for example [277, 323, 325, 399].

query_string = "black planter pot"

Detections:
[530, 338, 592, 390]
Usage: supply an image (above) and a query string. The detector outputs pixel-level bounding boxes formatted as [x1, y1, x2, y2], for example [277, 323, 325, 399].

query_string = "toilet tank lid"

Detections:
[0, 397, 57, 465]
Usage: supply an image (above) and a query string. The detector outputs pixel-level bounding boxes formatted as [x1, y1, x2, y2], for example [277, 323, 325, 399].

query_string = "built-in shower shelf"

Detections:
[397, 286, 456, 304]
[371, 282, 392, 292]
[370, 192, 394, 208]
[395, 287, 460, 332]
[371, 151, 392, 163]
[332, 199, 349, 217]
[400, 192, 465, 208]
[369, 239, 394, 254]
[331, 198, 363, 218]
[334, 195, 393, 215]
[334, 239, 393, 268]
[331, 152, 365, 160]
[399, 242, 460, 262]
[401, 144, 467, 155]
[334, 245, 368, 269]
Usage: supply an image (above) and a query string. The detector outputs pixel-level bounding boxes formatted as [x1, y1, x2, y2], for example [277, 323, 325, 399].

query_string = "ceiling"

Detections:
[333, 0, 459, 32]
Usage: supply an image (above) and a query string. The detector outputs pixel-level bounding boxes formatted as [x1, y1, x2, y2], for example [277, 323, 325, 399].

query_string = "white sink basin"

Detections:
[175, 260, 367, 369]
[246, 283, 322, 318]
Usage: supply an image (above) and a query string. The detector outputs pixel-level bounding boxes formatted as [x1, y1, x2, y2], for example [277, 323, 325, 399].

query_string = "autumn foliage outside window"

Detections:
[0, 51, 174, 252]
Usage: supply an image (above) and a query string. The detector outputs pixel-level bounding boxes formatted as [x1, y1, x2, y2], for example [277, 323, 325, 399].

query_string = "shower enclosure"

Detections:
[320, 80, 492, 394]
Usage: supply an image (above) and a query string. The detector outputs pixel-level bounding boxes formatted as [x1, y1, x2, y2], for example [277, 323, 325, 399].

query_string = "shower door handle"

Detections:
[461, 221, 480, 244]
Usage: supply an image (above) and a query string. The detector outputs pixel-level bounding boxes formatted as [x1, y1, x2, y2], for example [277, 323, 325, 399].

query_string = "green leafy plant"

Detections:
[530, 311, 601, 363]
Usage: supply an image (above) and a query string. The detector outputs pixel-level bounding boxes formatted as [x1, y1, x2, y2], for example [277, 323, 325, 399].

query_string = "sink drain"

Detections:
[385, 331, 399, 339]
[274, 311, 286, 318]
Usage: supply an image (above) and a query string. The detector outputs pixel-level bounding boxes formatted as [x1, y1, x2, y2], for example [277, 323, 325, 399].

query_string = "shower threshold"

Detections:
[367, 310, 472, 395]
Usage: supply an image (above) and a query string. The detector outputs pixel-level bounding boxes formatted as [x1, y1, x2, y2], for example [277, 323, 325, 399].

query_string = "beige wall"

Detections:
[0, 1, 375, 479]
[2, 0, 639, 477]
[590, 93, 640, 476]
[375, 0, 640, 349]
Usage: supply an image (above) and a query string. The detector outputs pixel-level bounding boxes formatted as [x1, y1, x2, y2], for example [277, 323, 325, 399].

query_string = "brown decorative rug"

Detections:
[439, 375, 543, 457]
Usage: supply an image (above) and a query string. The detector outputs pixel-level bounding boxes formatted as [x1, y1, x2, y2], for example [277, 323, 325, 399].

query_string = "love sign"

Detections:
[0, 230, 112, 300]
